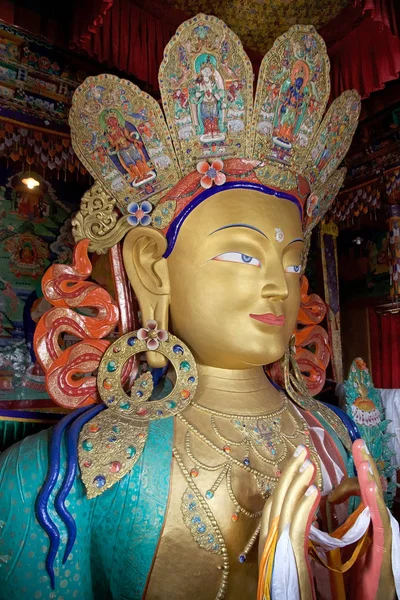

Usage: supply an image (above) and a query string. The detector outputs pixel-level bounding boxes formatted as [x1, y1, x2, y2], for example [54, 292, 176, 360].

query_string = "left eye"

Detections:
[212, 252, 261, 267]
[285, 265, 302, 274]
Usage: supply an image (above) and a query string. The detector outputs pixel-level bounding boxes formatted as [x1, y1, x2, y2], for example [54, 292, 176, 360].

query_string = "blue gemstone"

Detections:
[205, 490, 214, 499]
[212, 544, 220, 551]
[156, 410, 163, 416]
[208, 534, 214, 543]
[197, 524, 206, 533]
[112, 425, 120, 433]
[191, 516, 201, 523]
[243, 457, 250, 466]
[128, 337, 136, 346]
[188, 502, 196, 511]
[173, 344, 184, 355]
[136, 390, 143, 398]
[166, 401, 176, 409]
[93, 475, 106, 488]
[107, 396, 115, 404]
[239, 554, 246, 563]
[108, 435, 117, 442]
[188, 376, 195, 384]
[120, 401, 131, 410]
[154, 216, 162, 226]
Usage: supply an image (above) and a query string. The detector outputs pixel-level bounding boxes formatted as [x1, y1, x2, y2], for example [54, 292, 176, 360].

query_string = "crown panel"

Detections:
[304, 90, 361, 190]
[69, 74, 181, 213]
[251, 25, 331, 174]
[159, 13, 254, 174]
[304, 167, 346, 235]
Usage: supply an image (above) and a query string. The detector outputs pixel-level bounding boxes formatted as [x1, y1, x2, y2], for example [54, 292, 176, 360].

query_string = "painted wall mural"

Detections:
[0, 166, 85, 404]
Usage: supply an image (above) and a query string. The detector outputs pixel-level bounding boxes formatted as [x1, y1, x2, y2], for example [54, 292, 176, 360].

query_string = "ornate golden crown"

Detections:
[69, 14, 360, 253]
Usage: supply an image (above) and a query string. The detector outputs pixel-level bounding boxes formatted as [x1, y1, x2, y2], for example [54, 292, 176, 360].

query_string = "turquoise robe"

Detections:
[0, 403, 354, 599]
[0, 419, 173, 600]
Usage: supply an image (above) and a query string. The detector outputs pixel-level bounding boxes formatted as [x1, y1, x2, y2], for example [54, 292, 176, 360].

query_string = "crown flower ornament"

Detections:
[197, 159, 226, 189]
[127, 200, 153, 227]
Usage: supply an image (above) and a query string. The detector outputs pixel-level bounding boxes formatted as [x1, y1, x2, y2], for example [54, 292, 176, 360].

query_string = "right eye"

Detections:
[212, 252, 261, 267]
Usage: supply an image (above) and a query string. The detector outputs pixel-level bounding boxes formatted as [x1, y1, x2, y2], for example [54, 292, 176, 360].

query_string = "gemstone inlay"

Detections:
[93, 475, 106, 488]
[107, 361, 117, 372]
[126, 446, 136, 458]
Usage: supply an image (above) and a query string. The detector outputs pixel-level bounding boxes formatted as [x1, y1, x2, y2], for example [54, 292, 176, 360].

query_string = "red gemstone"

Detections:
[223, 445, 231, 454]
[231, 513, 239, 522]
[89, 424, 100, 433]
[110, 461, 121, 473]
[83, 460, 92, 468]
[181, 389, 190, 400]
[136, 407, 148, 416]
[190, 468, 199, 478]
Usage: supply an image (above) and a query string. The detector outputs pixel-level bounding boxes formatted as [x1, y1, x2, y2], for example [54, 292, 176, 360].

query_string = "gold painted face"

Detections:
[167, 188, 304, 369]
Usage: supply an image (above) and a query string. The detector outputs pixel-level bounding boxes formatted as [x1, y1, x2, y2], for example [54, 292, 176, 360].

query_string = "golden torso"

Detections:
[145, 366, 312, 599]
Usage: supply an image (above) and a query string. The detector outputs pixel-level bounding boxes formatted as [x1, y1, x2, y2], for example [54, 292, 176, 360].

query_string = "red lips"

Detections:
[249, 313, 286, 326]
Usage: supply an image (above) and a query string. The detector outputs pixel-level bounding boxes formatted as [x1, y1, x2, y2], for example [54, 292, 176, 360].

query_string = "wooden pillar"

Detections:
[320, 219, 343, 382]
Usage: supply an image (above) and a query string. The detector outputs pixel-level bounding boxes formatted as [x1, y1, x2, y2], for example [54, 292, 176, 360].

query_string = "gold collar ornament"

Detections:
[78, 321, 197, 498]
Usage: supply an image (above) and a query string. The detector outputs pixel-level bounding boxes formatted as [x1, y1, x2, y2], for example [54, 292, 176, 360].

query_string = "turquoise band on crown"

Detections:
[163, 181, 303, 258]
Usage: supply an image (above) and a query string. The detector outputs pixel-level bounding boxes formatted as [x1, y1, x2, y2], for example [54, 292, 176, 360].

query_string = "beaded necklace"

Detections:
[174, 396, 317, 598]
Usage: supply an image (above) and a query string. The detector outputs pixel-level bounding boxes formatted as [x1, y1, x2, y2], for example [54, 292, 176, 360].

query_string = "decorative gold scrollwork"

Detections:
[71, 183, 131, 253]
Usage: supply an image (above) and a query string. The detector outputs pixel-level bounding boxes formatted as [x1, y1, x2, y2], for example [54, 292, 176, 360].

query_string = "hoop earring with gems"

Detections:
[78, 320, 198, 498]
[282, 335, 352, 451]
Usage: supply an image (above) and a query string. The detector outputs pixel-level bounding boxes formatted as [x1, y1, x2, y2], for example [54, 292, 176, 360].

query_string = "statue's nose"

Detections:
[260, 268, 289, 301]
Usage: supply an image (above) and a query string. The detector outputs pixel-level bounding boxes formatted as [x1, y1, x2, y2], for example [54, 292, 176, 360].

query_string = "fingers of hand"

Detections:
[259, 497, 273, 559]
[353, 439, 382, 494]
[358, 460, 389, 531]
[327, 477, 361, 505]
[270, 444, 309, 523]
[290, 484, 321, 597]
[290, 484, 321, 542]
[278, 458, 317, 535]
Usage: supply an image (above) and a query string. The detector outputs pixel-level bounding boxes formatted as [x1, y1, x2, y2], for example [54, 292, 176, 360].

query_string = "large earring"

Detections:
[78, 320, 198, 498]
[282, 335, 317, 411]
[282, 335, 352, 452]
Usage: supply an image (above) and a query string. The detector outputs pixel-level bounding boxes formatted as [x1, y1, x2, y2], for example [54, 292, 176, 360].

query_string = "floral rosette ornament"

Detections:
[197, 159, 226, 189]
[127, 200, 153, 227]
[137, 319, 168, 350]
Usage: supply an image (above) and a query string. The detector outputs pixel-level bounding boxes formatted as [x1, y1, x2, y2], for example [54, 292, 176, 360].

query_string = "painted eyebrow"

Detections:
[288, 238, 304, 245]
[209, 223, 269, 239]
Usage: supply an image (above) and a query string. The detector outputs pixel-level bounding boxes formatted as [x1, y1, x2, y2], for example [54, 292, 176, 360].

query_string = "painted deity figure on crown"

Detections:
[0, 14, 399, 600]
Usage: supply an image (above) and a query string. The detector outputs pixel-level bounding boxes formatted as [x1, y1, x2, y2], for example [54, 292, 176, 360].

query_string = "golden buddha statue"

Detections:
[0, 14, 398, 600]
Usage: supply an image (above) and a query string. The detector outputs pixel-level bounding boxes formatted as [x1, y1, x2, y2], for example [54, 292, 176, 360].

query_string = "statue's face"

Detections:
[167, 189, 304, 369]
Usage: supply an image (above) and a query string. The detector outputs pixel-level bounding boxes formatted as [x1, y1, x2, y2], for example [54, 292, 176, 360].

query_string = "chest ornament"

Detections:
[78, 321, 198, 498]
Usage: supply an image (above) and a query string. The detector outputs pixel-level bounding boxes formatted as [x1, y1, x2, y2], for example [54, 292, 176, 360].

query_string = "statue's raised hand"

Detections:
[328, 439, 395, 600]
[259, 444, 320, 599]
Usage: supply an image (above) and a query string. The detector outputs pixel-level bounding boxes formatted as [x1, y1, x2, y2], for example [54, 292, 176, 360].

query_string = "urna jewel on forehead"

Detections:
[69, 13, 360, 254]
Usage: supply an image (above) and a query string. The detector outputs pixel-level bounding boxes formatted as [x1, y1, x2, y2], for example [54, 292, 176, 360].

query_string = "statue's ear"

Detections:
[122, 228, 170, 368]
